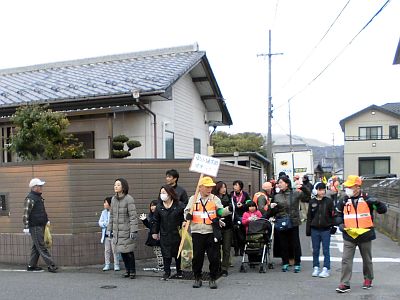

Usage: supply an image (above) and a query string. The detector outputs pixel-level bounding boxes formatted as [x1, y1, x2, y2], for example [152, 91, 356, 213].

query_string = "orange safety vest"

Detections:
[192, 197, 217, 225]
[343, 197, 373, 228]
[252, 192, 270, 211]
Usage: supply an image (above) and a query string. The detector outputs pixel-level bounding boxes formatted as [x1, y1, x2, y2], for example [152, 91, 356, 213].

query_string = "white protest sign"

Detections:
[189, 153, 220, 177]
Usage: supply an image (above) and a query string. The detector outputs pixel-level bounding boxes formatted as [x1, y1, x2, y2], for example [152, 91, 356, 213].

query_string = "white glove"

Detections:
[139, 213, 147, 221]
[270, 203, 277, 208]
[23, 228, 30, 235]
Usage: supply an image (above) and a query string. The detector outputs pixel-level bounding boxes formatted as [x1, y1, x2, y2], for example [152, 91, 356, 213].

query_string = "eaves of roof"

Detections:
[339, 103, 400, 132]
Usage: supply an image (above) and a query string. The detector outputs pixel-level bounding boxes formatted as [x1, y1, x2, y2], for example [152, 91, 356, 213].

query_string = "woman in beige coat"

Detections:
[107, 178, 138, 279]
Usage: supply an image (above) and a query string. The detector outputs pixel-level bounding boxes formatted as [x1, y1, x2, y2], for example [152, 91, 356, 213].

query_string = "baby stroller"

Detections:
[240, 218, 274, 273]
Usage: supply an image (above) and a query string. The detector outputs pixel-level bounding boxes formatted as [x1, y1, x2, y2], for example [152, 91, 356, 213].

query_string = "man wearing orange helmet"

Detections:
[335, 175, 387, 293]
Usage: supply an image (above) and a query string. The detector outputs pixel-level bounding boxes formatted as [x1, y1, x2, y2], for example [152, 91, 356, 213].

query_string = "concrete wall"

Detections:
[0, 159, 257, 266]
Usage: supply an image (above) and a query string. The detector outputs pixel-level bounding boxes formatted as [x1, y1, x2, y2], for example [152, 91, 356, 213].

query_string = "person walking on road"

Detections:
[306, 182, 335, 278]
[23, 178, 58, 273]
[185, 176, 231, 289]
[107, 178, 138, 279]
[335, 175, 387, 293]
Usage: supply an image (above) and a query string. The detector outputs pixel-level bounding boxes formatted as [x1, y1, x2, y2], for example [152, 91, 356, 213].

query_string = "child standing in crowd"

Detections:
[99, 197, 120, 271]
[241, 201, 262, 233]
[306, 182, 335, 278]
[139, 200, 164, 271]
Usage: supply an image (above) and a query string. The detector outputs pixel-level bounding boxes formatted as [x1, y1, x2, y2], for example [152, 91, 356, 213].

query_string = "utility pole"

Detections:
[258, 30, 283, 180]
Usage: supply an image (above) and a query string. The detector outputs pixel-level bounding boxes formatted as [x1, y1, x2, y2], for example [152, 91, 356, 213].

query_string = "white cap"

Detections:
[29, 178, 46, 188]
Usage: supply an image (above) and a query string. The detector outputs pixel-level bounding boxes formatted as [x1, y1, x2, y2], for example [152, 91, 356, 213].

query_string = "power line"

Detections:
[280, 0, 352, 90]
[273, 0, 391, 112]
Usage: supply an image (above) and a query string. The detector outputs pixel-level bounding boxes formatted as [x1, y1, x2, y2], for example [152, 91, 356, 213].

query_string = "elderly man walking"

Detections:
[23, 178, 58, 273]
[335, 175, 387, 293]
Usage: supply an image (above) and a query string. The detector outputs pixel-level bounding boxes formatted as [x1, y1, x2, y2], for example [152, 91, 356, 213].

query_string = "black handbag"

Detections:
[275, 216, 293, 231]
[200, 197, 222, 243]
[275, 191, 293, 232]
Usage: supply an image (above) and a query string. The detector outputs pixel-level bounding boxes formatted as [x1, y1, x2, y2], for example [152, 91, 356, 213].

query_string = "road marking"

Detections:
[301, 256, 400, 263]
[0, 269, 44, 272]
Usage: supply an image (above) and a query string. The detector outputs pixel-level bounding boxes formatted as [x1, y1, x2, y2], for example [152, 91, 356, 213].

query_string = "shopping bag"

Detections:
[179, 229, 193, 270]
[44, 223, 53, 248]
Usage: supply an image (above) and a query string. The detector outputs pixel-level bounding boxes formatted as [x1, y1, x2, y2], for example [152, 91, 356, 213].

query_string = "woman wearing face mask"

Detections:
[152, 184, 185, 281]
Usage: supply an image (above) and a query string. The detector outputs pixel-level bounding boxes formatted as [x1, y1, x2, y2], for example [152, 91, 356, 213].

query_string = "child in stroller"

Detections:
[240, 202, 273, 273]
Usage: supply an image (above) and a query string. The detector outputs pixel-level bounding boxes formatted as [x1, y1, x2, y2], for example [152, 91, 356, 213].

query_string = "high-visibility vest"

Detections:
[192, 197, 217, 225]
[343, 197, 373, 228]
[252, 192, 270, 211]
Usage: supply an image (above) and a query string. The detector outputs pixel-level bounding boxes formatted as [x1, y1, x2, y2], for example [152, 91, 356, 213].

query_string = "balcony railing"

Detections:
[345, 135, 398, 141]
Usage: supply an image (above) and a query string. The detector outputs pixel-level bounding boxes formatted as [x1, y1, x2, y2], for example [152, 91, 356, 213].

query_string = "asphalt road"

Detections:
[1, 225, 399, 300]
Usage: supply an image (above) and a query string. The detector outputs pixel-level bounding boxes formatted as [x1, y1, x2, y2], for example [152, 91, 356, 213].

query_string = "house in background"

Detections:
[339, 103, 400, 178]
[0, 44, 232, 162]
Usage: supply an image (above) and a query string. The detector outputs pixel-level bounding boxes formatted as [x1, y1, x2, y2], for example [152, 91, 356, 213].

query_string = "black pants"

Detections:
[192, 233, 219, 280]
[29, 226, 55, 267]
[121, 252, 136, 273]
[163, 256, 181, 275]
[278, 226, 302, 266]
[233, 225, 245, 254]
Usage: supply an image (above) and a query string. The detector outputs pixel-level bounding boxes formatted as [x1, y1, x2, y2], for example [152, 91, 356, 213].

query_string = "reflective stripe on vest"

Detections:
[343, 198, 373, 228]
[192, 199, 217, 225]
[252, 192, 269, 211]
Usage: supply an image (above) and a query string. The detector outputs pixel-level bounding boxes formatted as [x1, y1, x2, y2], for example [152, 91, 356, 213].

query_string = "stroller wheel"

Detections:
[268, 263, 274, 269]
[239, 265, 247, 273]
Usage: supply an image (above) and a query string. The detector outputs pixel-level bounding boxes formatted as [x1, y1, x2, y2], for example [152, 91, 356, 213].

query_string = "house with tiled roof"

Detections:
[339, 103, 400, 178]
[0, 44, 232, 162]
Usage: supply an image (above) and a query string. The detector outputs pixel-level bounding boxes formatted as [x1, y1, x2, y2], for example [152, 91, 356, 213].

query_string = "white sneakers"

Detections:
[312, 266, 319, 277]
[312, 266, 330, 278]
[319, 267, 330, 278]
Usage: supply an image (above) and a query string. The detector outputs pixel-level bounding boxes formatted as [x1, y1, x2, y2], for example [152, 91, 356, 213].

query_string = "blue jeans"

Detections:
[311, 228, 331, 269]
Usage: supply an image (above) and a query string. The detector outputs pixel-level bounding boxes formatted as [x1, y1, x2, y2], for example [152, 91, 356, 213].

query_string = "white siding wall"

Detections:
[67, 75, 210, 160]
[343, 109, 400, 177]
[67, 117, 110, 159]
[173, 74, 209, 158]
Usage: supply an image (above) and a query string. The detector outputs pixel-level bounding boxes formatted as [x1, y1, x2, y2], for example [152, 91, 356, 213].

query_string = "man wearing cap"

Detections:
[335, 175, 387, 293]
[184, 176, 231, 289]
[23, 178, 58, 273]
[252, 181, 273, 216]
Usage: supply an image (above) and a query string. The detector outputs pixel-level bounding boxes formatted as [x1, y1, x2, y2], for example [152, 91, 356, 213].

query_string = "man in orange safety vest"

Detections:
[335, 175, 387, 294]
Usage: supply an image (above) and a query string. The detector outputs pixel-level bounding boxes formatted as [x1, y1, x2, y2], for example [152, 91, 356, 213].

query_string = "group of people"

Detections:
[22, 170, 387, 294]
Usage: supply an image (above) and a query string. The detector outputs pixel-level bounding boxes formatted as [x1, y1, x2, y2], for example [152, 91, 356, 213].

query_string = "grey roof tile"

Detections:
[0, 44, 205, 107]
[381, 102, 400, 115]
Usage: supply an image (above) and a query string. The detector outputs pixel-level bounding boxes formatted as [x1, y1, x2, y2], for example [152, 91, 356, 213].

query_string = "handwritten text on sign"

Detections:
[189, 154, 220, 177]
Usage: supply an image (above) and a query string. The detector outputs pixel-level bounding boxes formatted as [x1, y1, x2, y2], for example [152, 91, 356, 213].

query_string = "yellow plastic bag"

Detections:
[44, 223, 52, 248]
[179, 229, 193, 270]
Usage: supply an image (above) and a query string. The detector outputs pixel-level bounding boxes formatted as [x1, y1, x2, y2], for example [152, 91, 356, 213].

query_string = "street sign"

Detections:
[189, 153, 220, 177]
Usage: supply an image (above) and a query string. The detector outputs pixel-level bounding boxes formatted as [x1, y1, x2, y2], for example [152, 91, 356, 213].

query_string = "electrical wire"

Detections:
[273, 0, 392, 112]
[280, 0, 352, 89]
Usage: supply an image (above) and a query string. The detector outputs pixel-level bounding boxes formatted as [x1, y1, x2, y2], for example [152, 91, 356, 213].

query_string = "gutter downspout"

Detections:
[132, 90, 157, 158]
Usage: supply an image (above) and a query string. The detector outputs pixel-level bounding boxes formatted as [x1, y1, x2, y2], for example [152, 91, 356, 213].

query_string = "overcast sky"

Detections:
[1, 0, 399, 146]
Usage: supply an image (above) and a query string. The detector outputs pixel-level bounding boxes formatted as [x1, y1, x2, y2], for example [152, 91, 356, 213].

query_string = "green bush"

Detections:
[112, 150, 131, 158]
[112, 141, 124, 151]
[113, 135, 129, 143]
[126, 140, 141, 150]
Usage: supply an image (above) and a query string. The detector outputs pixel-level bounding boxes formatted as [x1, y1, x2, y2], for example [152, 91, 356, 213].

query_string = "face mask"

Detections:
[345, 188, 354, 198]
[160, 194, 169, 202]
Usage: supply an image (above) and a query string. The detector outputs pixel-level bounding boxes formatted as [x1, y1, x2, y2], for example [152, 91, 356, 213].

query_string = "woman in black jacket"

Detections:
[152, 184, 185, 281]
[306, 182, 335, 278]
